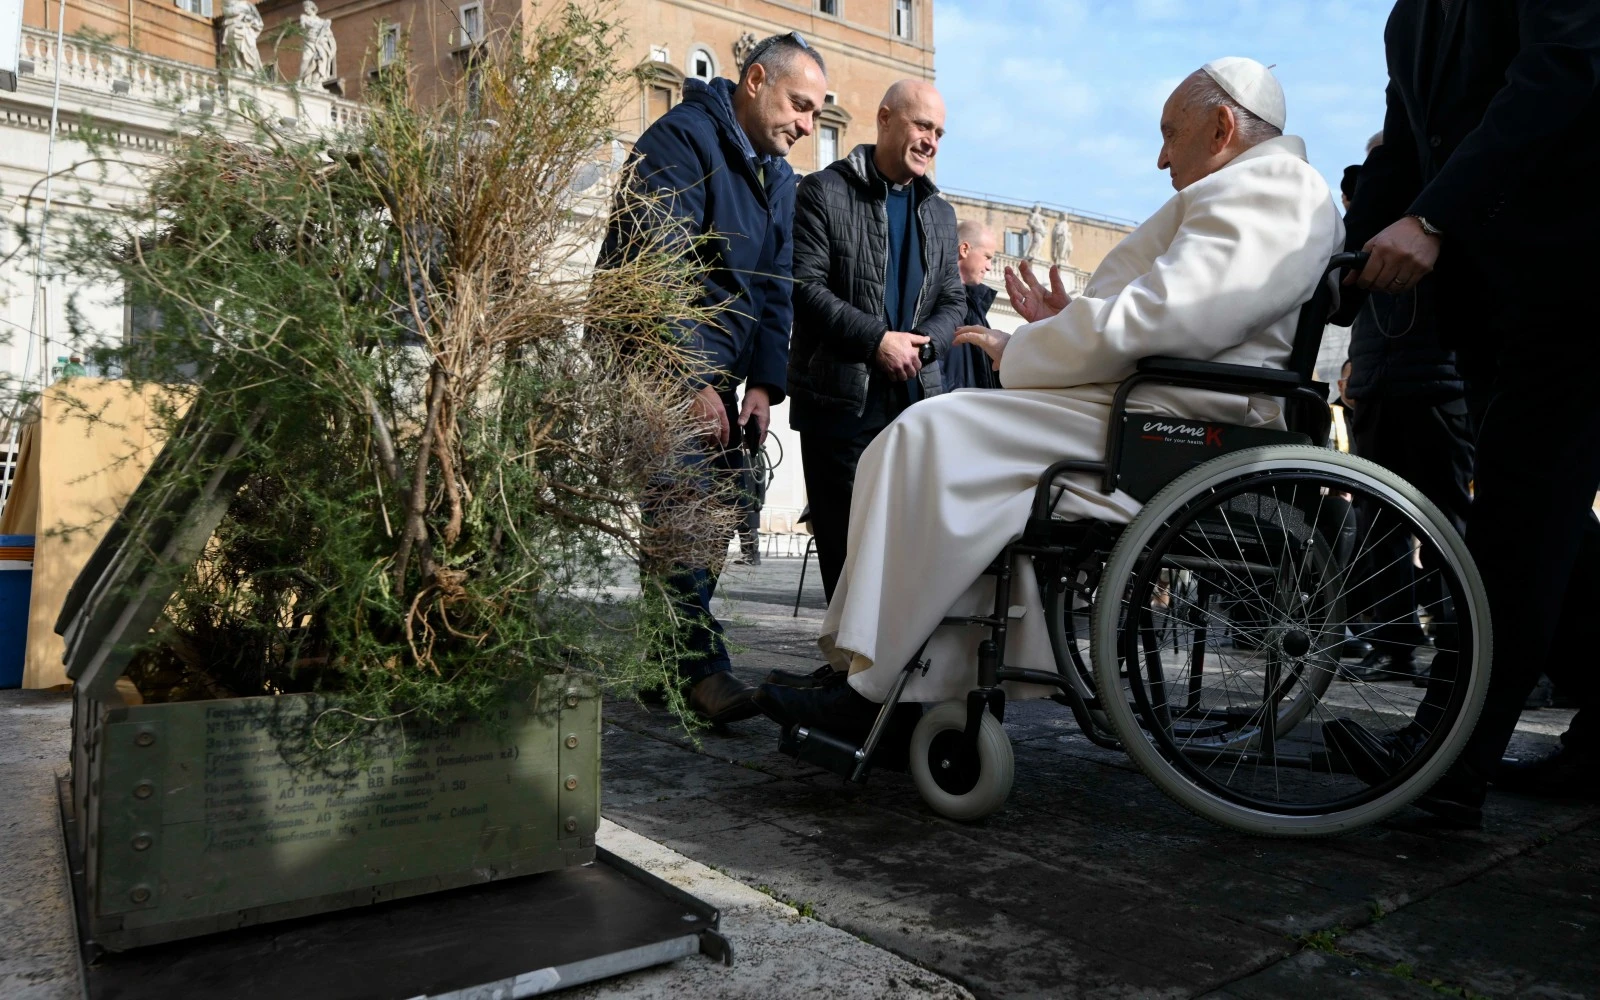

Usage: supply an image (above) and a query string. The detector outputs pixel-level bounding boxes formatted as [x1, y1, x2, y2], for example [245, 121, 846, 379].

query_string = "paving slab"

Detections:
[1197, 950, 1441, 1000]
[1335, 820, 1600, 999]
[0, 689, 82, 1000]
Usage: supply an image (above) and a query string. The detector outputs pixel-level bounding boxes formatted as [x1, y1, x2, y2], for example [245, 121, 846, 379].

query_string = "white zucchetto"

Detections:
[1201, 56, 1286, 131]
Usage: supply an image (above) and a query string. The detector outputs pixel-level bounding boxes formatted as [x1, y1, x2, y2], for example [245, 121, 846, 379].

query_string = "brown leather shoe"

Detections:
[686, 671, 761, 725]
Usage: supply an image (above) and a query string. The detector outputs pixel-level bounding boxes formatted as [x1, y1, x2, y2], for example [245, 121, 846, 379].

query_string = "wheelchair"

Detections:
[778, 252, 1492, 838]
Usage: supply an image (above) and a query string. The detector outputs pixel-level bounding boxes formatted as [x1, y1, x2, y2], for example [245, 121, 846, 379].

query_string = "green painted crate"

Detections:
[67, 675, 599, 950]
[53, 411, 602, 950]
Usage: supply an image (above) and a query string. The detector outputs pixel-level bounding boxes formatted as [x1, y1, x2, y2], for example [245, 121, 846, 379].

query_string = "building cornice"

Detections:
[7, 27, 366, 150]
[943, 189, 1138, 233]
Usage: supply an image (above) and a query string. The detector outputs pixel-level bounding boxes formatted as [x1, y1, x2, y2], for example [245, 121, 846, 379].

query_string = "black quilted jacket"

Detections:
[787, 144, 965, 432]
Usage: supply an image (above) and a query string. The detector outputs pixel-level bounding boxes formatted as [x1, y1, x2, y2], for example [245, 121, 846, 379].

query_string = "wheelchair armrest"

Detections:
[1135, 356, 1322, 398]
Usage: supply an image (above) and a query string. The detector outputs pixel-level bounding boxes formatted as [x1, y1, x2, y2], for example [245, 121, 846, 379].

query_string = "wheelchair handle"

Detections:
[1327, 250, 1370, 275]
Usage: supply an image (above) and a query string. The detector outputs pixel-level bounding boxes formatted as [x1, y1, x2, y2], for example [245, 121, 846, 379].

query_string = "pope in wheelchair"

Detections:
[753, 59, 1494, 837]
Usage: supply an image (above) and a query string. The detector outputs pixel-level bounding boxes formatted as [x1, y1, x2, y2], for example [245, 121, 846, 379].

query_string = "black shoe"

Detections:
[1339, 648, 1414, 682]
[1493, 745, 1600, 799]
[1322, 718, 1484, 828]
[1414, 769, 1487, 830]
[686, 672, 761, 725]
[763, 663, 845, 689]
[1523, 674, 1555, 710]
[1322, 718, 1429, 784]
[1336, 637, 1374, 660]
[753, 678, 883, 733]
[754, 680, 921, 770]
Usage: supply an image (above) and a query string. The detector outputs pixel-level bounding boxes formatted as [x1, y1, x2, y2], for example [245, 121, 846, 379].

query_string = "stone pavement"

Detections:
[0, 683, 974, 1000]
[599, 555, 1600, 1000]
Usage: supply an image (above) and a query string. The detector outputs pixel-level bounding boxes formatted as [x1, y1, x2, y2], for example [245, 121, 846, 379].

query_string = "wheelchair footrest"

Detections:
[779, 724, 868, 782]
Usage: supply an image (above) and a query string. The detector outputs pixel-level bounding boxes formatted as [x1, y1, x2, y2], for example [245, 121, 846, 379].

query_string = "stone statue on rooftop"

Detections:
[732, 32, 758, 72]
[1051, 217, 1072, 266]
[220, 0, 264, 75]
[298, 1, 337, 89]
[1027, 204, 1048, 262]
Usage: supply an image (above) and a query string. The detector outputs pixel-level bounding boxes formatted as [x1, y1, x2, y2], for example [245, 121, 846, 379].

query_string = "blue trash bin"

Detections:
[0, 535, 34, 689]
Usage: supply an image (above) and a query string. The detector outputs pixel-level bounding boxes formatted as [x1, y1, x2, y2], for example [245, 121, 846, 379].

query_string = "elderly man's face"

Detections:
[958, 229, 997, 284]
[1157, 79, 1230, 191]
[741, 57, 828, 158]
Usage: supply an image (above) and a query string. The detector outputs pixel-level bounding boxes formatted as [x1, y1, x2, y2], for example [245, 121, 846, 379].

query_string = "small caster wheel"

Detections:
[909, 701, 1014, 821]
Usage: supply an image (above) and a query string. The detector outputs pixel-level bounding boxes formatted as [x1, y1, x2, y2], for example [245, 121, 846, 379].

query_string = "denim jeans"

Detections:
[644, 398, 745, 683]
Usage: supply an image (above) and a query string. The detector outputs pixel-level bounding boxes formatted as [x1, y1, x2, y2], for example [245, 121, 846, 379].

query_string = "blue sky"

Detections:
[931, 0, 1396, 223]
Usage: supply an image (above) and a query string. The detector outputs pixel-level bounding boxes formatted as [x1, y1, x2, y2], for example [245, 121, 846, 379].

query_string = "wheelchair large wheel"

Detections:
[1091, 446, 1491, 837]
[1049, 566, 1335, 739]
[909, 701, 1015, 821]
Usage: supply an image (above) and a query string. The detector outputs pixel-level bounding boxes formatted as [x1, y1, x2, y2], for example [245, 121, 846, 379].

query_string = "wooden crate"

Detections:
[67, 674, 599, 950]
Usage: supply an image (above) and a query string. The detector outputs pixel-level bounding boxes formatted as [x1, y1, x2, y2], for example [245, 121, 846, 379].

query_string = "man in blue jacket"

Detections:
[600, 34, 828, 724]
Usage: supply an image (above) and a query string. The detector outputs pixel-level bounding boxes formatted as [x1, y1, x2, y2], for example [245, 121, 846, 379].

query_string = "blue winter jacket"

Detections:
[599, 78, 794, 402]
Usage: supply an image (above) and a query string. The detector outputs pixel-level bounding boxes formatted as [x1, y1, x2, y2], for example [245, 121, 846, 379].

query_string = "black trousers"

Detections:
[1449, 328, 1600, 783]
[800, 425, 882, 602]
[1348, 396, 1474, 653]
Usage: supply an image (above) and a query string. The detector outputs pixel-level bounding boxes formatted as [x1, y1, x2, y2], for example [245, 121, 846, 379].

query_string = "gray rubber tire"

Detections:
[1091, 445, 1492, 838]
[909, 701, 1015, 822]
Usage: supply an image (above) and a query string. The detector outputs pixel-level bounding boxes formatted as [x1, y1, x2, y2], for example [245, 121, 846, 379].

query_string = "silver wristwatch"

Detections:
[1408, 214, 1443, 238]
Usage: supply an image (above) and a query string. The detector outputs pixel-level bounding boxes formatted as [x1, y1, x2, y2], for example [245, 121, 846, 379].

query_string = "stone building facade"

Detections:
[20, 0, 220, 68]
[0, 7, 361, 396]
[254, 0, 936, 156]
[943, 191, 1135, 333]
[255, 0, 516, 105]
[1, 0, 1140, 538]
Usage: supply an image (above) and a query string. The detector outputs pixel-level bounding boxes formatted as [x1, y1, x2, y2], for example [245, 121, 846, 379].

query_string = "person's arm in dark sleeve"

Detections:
[912, 221, 967, 359]
[604, 120, 731, 389]
[746, 202, 793, 404]
[1346, 82, 1423, 252]
[1409, 0, 1600, 237]
[790, 174, 890, 362]
[1333, 78, 1424, 325]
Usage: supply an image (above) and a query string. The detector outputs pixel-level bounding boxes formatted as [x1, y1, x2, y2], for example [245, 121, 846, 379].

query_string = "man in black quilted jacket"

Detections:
[786, 79, 966, 604]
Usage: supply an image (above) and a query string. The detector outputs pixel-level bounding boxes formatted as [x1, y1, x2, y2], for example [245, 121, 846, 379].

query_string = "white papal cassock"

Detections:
[819, 135, 1345, 704]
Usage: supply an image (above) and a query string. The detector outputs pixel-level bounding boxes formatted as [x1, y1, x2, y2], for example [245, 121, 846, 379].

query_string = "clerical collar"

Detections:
[889, 181, 909, 192]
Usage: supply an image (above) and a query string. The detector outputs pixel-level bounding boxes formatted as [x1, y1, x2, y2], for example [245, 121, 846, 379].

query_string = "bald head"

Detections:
[956, 219, 996, 284]
[874, 78, 945, 184]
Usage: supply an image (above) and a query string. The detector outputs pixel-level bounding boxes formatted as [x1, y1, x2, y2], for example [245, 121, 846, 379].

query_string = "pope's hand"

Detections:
[1006, 261, 1072, 324]
[876, 330, 929, 381]
[954, 326, 1010, 370]
[1348, 216, 1439, 292]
